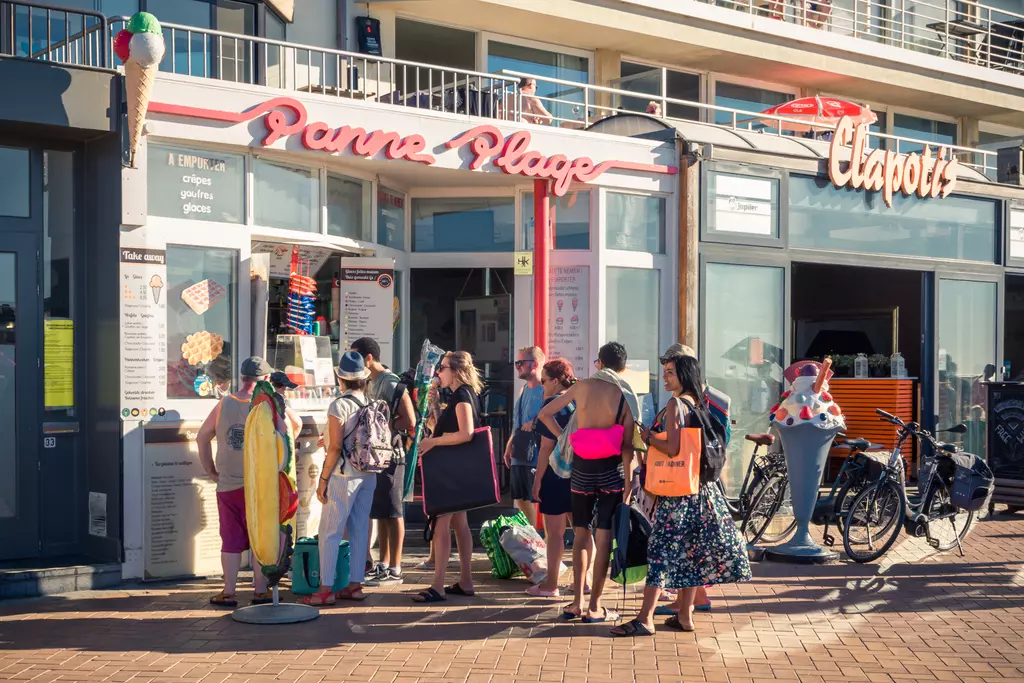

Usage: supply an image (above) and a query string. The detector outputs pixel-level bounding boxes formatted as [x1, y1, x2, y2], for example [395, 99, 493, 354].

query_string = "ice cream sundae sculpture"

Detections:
[112, 13, 166, 166]
[767, 358, 846, 559]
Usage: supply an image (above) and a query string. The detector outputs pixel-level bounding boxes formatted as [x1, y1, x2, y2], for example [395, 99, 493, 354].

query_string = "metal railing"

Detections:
[1, 0, 107, 68]
[503, 69, 998, 177]
[705, 0, 1024, 74]
[107, 18, 521, 121]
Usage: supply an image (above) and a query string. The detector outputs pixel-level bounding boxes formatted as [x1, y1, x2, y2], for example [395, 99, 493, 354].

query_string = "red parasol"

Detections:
[759, 96, 876, 132]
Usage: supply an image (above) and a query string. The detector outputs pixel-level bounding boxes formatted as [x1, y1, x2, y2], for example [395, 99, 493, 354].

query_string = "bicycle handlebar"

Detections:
[876, 408, 901, 425]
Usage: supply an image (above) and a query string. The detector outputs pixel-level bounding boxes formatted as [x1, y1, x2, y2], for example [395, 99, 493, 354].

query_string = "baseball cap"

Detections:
[269, 371, 297, 388]
[659, 343, 697, 364]
[240, 356, 273, 377]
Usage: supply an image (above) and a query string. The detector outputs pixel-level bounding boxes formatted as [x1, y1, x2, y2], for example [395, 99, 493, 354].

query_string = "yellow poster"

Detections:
[44, 319, 74, 409]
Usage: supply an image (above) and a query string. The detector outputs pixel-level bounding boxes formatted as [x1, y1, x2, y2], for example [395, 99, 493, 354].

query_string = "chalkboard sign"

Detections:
[986, 382, 1024, 480]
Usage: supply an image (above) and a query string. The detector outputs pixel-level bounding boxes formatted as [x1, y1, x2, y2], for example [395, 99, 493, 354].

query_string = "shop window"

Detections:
[0, 147, 29, 218]
[327, 173, 370, 241]
[377, 187, 406, 251]
[618, 62, 700, 122]
[605, 192, 665, 254]
[412, 197, 515, 252]
[148, 0, 255, 81]
[893, 114, 957, 155]
[43, 151, 76, 417]
[714, 82, 791, 131]
[253, 159, 320, 233]
[606, 267, 661, 416]
[789, 175, 997, 262]
[487, 41, 589, 126]
[395, 18, 476, 103]
[165, 245, 237, 400]
[521, 190, 590, 250]
[148, 143, 245, 224]
[705, 171, 780, 242]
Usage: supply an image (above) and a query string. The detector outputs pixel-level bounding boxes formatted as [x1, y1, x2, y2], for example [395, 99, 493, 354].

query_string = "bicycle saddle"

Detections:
[841, 438, 872, 451]
[936, 441, 959, 453]
[745, 433, 775, 446]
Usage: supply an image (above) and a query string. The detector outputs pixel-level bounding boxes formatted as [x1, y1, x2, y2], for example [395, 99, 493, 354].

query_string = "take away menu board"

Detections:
[121, 248, 168, 419]
[339, 258, 395, 369]
[548, 266, 590, 379]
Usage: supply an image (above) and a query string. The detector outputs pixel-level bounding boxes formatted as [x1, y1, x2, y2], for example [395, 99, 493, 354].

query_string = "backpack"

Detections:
[705, 385, 732, 447]
[610, 503, 652, 586]
[340, 395, 394, 474]
[681, 396, 727, 484]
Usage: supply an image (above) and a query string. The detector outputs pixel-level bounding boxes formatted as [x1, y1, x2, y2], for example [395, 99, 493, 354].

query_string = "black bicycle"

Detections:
[842, 409, 974, 563]
[814, 437, 888, 547]
[729, 432, 798, 545]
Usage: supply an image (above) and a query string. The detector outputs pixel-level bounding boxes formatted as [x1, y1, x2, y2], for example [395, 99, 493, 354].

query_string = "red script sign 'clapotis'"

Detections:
[147, 97, 676, 195]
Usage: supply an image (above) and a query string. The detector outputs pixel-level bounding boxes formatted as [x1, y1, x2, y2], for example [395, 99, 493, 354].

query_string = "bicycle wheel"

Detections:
[717, 478, 742, 520]
[924, 480, 976, 552]
[843, 480, 905, 563]
[759, 477, 796, 544]
[832, 478, 866, 535]
[742, 473, 790, 545]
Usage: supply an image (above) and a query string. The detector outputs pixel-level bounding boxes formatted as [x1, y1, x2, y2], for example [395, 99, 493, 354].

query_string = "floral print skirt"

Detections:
[646, 482, 752, 589]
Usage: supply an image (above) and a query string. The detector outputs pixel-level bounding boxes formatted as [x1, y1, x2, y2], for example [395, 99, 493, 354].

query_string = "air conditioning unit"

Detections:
[997, 145, 1024, 185]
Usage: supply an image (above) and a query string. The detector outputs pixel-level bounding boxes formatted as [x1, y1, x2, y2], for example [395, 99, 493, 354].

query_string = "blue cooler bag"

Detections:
[292, 537, 350, 595]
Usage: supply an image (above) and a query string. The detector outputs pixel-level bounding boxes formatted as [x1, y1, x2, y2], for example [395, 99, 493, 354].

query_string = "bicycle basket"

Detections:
[852, 450, 890, 480]
[949, 453, 994, 512]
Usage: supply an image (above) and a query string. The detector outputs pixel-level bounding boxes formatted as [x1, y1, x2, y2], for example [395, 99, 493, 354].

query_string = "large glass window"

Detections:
[166, 245, 237, 400]
[253, 160, 320, 233]
[605, 193, 665, 253]
[0, 147, 30, 218]
[789, 175, 997, 262]
[44, 151, 76, 416]
[148, 143, 245, 223]
[522, 190, 590, 250]
[0, 253, 16, 518]
[326, 173, 370, 241]
[148, 0, 255, 80]
[618, 62, 700, 121]
[938, 279, 997, 455]
[487, 41, 589, 126]
[893, 114, 957, 155]
[715, 82, 791, 130]
[607, 267, 661, 406]
[412, 197, 515, 252]
[377, 187, 406, 251]
[704, 263, 786, 495]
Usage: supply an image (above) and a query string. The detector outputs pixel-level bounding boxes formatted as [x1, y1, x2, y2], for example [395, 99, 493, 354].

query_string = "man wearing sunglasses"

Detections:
[503, 346, 547, 527]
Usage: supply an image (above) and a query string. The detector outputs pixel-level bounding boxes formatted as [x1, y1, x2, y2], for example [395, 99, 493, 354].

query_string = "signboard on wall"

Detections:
[339, 257, 395, 368]
[548, 267, 590, 379]
[120, 247, 168, 418]
[252, 242, 334, 279]
[147, 143, 245, 223]
[709, 174, 774, 236]
[1010, 209, 1024, 260]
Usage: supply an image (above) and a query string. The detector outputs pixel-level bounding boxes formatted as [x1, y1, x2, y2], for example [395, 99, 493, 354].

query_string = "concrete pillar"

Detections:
[593, 48, 622, 117]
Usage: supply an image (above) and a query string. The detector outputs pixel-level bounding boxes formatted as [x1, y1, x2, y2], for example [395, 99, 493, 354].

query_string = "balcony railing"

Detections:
[1, 0, 108, 68]
[108, 19, 521, 122]
[705, 0, 1024, 74]
[501, 69, 998, 178]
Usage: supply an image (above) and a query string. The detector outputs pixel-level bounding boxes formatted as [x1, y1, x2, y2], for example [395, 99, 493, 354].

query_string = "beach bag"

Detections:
[610, 503, 652, 586]
[645, 398, 702, 497]
[421, 427, 499, 516]
[480, 511, 528, 579]
[499, 525, 566, 585]
[291, 537, 350, 595]
[550, 411, 578, 479]
[340, 396, 394, 474]
[950, 453, 994, 512]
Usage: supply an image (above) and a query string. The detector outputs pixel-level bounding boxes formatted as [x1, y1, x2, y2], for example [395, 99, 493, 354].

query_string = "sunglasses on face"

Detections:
[439, 364, 452, 372]
[514, 360, 534, 368]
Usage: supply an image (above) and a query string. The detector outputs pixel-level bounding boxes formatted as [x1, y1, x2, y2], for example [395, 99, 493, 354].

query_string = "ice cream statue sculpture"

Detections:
[765, 358, 846, 562]
[112, 13, 166, 166]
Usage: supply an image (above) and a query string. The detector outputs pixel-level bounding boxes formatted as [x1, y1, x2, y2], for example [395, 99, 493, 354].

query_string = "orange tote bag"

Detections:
[644, 399, 701, 497]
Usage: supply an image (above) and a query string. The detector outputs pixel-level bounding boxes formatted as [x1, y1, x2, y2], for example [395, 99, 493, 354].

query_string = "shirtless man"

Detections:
[538, 341, 634, 623]
[519, 77, 553, 126]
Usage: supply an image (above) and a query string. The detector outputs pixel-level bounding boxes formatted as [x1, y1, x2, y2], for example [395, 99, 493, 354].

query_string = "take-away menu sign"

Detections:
[121, 247, 168, 419]
[548, 266, 590, 379]
[339, 257, 395, 368]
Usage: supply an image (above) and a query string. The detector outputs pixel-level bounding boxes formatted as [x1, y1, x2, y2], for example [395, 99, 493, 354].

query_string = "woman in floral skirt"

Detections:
[611, 355, 751, 637]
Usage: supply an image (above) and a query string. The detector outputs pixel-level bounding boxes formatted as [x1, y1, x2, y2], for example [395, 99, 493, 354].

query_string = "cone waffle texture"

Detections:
[181, 330, 224, 366]
[125, 60, 157, 165]
[181, 279, 226, 315]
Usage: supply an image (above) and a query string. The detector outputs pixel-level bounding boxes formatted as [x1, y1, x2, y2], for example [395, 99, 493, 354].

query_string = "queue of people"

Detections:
[204, 337, 751, 637]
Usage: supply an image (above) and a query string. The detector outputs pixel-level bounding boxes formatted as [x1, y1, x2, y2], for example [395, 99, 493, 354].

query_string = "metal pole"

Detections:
[533, 180, 550, 355]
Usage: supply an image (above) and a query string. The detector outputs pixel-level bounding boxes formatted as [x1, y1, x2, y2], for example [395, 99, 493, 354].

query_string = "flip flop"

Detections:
[695, 602, 713, 612]
[297, 590, 335, 606]
[411, 587, 446, 603]
[526, 585, 560, 598]
[445, 583, 475, 596]
[560, 604, 581, 620]
[251, 592, 273, 606]
[610, 618, 654, 637]
[664, 615, 695, 632]
[654, 605, 678, 616]
[581, 608, 619, 624]
[335, 586, 367, 602]
[209, 592, 238, 608]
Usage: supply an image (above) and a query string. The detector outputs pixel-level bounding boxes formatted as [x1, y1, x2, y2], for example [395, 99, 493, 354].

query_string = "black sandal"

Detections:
[664, 615, 695, 632]
[411, 587, 446, 603]
[610, 618, 654, 637]
[445, 582, 475, 596]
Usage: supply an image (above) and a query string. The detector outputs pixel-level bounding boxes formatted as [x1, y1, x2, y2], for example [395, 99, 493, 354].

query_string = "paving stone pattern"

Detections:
[1, 509, 1023, 683]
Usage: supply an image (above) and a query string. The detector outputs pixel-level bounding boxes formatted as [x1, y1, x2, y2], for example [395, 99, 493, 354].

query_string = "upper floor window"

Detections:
[487, 40, 590, 127]
[714, 81, 793, 131]
[617, 62, 700, 122]
[892, 113, 957, 154]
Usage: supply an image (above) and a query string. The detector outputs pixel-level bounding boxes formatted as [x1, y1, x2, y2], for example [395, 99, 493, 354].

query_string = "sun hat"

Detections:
[336, 351, 371, 381]
[240, 356, 273, 377]
[658, 343, 696, 364]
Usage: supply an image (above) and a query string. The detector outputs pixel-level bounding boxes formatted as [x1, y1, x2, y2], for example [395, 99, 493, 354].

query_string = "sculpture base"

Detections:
[231, 602, 320, 624]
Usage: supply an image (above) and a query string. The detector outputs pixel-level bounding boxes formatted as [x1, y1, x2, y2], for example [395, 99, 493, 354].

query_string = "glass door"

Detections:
[936, 277, 999, 455]
[0, 232, 41, 560]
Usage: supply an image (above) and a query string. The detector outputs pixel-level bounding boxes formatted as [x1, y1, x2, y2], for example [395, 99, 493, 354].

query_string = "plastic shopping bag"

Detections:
[498, 525, 567, 585]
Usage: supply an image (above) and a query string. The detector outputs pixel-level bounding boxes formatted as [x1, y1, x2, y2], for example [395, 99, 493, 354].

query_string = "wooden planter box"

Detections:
[826, 378, 916, 479]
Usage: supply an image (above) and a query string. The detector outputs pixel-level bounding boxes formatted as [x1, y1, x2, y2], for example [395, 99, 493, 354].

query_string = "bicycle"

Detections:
[842, 409, 974, 563]
[730, 432, 799, 545]
[813, 437, 888, 547]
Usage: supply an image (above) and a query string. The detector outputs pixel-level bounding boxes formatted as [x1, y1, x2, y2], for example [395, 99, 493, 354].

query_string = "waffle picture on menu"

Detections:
[181, 279, 226, 315]
[180, 330, 224, 367]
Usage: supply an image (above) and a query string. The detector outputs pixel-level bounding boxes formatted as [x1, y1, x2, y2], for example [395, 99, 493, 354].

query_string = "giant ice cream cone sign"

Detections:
[113, 13, 166, 166]
[766, 358, 846, 562]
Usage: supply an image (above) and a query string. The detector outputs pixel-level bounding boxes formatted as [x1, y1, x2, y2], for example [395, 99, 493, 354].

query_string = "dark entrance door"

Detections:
[0, 231, 41, 559]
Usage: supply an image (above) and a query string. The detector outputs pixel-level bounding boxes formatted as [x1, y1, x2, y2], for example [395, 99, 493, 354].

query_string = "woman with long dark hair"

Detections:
[612, 355, 751, 637]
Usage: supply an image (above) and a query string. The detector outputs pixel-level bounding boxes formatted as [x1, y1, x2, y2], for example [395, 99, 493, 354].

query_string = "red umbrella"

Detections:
[759, 96, 876, 132]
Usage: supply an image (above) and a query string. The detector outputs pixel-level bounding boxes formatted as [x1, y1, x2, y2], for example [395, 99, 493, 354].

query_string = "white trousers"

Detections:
[318, 471, 377, 588]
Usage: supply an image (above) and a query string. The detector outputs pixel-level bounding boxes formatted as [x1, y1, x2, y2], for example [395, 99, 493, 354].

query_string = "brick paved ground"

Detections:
[1, 509, 1023, 683]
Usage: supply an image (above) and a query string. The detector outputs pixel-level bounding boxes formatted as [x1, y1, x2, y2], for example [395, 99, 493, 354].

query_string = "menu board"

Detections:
[548, 266, 590, 379]
[44, 319, 74, 409]
[121, 247, 168, 418]
[251, 242, 334, 279]
[339, 257, 395, 368]
[147, 143, 245, 224]
[987, 383, 1024, 481]
[143, 423, 223, 580]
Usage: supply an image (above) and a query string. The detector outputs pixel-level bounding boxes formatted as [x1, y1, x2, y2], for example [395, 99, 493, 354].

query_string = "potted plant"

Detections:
[869, 354, 890, 378]
[831, 354, 855, 377]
